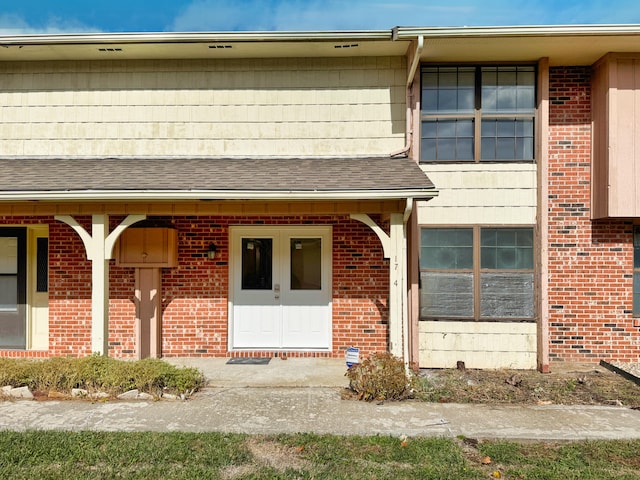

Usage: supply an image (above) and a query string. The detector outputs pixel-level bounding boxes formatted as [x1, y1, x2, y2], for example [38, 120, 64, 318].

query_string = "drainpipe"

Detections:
[390, 35, 423, 158]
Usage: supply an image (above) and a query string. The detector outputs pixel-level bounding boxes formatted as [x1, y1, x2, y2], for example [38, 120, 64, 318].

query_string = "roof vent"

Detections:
[334, 44, 359, 49]
[209, 45, 233, 49]
[98, 48, 123, 52]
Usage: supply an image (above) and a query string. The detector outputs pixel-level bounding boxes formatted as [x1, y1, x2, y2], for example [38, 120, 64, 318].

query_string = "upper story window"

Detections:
[421, 65, 536, 163]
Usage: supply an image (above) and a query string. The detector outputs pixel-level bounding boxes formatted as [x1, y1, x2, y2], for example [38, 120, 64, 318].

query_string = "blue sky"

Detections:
[2, 0, 640, 33]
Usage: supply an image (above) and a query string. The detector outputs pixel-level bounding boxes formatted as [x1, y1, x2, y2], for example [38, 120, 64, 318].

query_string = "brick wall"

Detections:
[0, 214, 389, 359]
[548, 67, 640, 363]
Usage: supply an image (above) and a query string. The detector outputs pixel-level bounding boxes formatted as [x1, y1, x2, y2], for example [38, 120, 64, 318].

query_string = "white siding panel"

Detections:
[417, 164, 537, 225]
[419, 321, 537, 369]
[0, 57, 406, 158]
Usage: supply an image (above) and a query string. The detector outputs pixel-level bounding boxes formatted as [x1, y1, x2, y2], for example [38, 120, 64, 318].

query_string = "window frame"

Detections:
[420, 64, 537, 164]
[419, 225, 536, 322]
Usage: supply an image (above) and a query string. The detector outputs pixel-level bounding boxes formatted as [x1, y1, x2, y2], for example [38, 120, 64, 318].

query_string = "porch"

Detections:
[164, 356, 350, 388]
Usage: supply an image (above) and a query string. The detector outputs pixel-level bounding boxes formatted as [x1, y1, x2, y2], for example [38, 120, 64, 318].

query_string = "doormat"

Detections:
[226, 357, 272, 365]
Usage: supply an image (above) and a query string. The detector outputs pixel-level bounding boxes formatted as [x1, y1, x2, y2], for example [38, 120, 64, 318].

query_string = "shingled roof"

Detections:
[0, 156, 436, 200]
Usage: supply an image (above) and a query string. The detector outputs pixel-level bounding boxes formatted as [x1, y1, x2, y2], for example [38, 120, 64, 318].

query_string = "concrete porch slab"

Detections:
[163, 357, 350, 388]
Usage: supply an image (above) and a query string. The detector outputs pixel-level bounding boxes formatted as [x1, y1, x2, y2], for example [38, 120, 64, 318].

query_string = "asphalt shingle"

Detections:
[0, 157, 434, 195]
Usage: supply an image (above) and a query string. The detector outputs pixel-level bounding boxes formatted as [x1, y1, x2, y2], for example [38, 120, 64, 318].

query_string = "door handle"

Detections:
[274, 284, 280, 299]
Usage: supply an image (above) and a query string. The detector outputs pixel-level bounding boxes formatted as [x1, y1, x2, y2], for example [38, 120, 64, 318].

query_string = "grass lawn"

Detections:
[1, 431, 639, 479]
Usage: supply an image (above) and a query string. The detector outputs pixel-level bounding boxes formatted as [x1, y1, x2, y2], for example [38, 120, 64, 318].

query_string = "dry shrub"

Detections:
[345, 352, 415, 401]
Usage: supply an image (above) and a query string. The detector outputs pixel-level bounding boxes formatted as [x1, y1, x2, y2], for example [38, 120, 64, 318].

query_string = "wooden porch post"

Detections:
[350, 213, 407, 359]
[55, 214, 146, 355]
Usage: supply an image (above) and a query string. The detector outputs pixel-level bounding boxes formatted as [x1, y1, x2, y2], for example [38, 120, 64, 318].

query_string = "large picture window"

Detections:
[421, 65, 536, 163]
[420, 227, 534, 320]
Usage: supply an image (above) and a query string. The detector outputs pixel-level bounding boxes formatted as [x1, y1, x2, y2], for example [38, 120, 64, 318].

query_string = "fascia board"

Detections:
[0, 189, 438, 201]
[0, 30, 392, 46]
[393, 24, 640, 39]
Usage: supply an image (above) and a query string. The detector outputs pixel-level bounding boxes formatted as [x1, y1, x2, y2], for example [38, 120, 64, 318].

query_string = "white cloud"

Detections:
[0, 13, 101, 34]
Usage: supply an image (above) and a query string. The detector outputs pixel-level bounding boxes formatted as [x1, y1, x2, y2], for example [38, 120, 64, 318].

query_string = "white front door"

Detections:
[230, 226, 332, 351]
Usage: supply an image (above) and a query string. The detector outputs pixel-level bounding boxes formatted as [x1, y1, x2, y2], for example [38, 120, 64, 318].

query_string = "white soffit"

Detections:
[395, 25, 640, 65]
[0, 31, 408, 61]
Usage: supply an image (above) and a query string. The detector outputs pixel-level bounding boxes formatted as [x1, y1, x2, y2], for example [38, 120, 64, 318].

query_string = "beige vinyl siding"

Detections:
[419, 320, 537, 369]
[0, 57, 406, 158]
[416, 164, 537, 225]
[417, 163, 537, 369]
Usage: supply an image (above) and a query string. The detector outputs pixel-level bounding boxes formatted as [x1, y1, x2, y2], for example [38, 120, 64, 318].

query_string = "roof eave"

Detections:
[0, 188, 438, 202]
[393, 24, 640, 39]
[0, 30, 393, 46]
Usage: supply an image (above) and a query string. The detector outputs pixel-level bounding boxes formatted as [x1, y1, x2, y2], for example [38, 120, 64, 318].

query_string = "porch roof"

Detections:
[0, 156, 436, 201]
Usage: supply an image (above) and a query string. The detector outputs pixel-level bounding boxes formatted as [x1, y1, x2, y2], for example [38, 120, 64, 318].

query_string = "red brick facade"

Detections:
[548, 67, 640, 363]
[0, 215, 389, 359]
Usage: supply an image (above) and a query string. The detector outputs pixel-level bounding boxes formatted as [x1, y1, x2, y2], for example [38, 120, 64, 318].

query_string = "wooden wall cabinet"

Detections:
[592, 53, 640, 219]
[115, 227, 178, 268]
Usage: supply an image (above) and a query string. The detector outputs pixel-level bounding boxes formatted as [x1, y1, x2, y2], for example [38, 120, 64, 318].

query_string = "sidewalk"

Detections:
[1, 358, 640, 441]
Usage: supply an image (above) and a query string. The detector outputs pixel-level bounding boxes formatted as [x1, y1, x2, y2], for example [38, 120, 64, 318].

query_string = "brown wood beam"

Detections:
[0, 199, 407, 216]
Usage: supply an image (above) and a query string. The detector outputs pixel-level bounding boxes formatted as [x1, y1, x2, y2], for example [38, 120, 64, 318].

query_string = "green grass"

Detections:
[478, 439, 640, 479]
[0, 431, 639, 479]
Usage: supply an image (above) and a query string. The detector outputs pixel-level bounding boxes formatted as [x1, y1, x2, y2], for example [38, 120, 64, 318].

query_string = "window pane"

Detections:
[517, 86, 535, 110]
[241, 238, 272, 290]
[438, 89, 458, 111]
[0, 236, 18, 311]
[634, 271, 640, 316]
[481, 228, 534, 269]
[420, 272, 474, 317]
[481, 119, 534, 161]
[36, 238, 48, 293]
[421, 228, 473, 269]
[482, 66, 535, 114]
[516, 137, 534, 161]
[0, 237, 17, 274]
[480, 272, 534, 318]
[437, 138, 456, 161]
[423, 246, 473, 269]
[423, 139, 437, 160]
[497, 86, 517, 111]
[422, 228, 473, 247]
[497, 137, 514, 160]
[290, 238, 321, 290]
[0, 276, 17, 311]
[422, 66, 475, 114]
[421, 119, 474, 162]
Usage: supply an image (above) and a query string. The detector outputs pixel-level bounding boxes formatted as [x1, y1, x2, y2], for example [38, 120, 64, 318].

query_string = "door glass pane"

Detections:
[290, 238, 321, 290]
[241, 238, 272, 290]
[0, 277, 17, 311]
[0, 237, 17, 311]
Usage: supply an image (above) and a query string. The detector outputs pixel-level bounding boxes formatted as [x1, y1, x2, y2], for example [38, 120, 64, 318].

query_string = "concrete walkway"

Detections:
[1, 358, 640, 441]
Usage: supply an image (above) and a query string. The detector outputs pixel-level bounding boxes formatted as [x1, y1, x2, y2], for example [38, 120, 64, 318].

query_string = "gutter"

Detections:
[0, 30, 393, 46]
[0, 188, 438, 202]
[393, 24, 640, 39]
